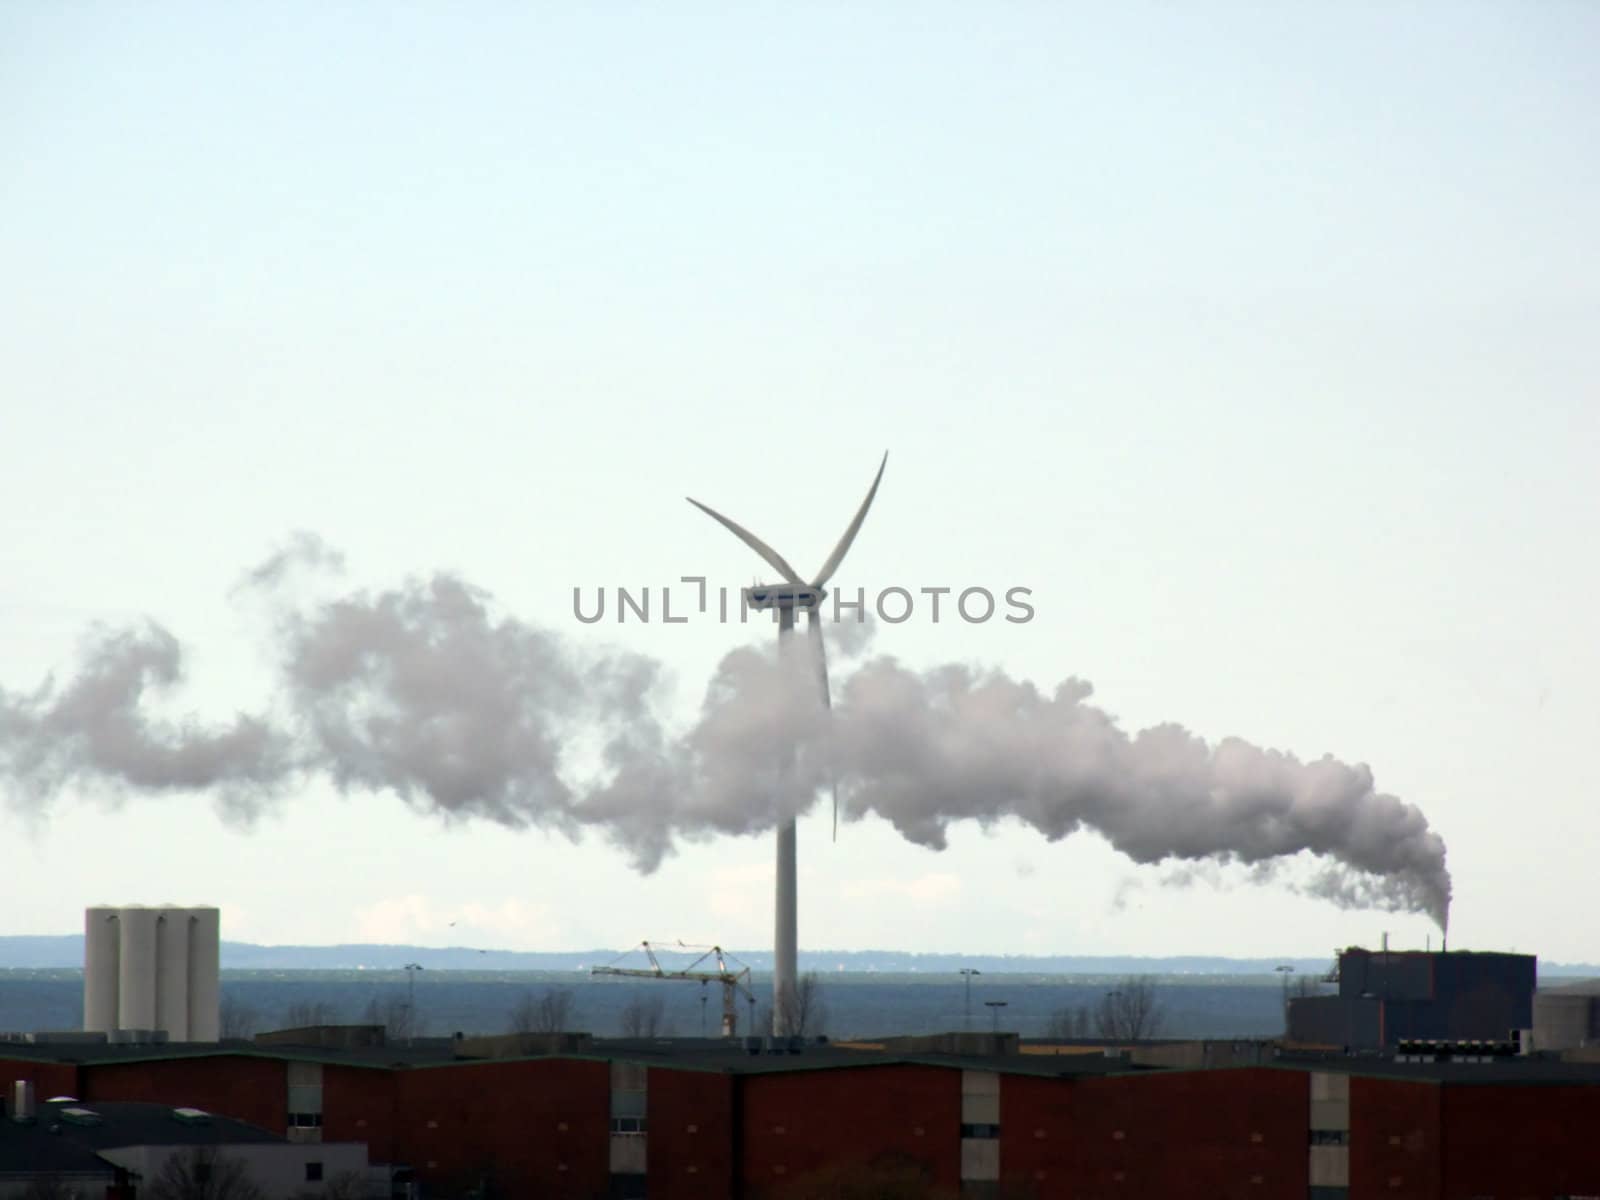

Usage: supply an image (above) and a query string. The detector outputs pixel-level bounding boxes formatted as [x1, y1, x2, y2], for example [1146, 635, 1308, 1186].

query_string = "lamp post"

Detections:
[985, 999, 1008, 1034]
[403, 963, 423, 1047]
[960, 969, 981, 1031]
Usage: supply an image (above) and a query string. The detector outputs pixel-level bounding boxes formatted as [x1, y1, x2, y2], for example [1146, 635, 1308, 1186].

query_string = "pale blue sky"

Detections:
[2, 3, 1596, 960]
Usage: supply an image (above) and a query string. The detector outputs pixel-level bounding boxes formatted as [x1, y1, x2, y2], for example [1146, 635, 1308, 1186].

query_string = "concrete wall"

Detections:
[100, 1141, 366, 1200]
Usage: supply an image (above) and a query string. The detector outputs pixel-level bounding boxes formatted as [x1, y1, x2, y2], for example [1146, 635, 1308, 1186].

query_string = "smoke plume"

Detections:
[0, 623, 288, 809]
[0, 540, 1451, 928]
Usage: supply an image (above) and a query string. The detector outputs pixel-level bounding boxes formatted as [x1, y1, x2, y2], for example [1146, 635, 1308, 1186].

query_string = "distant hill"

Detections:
[3, 935, 1594, 978]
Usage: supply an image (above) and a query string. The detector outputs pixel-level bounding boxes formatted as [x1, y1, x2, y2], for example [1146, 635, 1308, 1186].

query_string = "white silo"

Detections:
[116, 905, 159, 1033]
[186, 906, 221, 1041]
[155, 907, 191, 1041]
[84, 907, 121, 1035]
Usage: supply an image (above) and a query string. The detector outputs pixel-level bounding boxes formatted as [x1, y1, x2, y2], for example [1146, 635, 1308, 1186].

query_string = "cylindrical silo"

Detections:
[155, 907, 191, 1042]
[83, 907, 121, 1035]
[186, 907, 221, 1041]
[117, 905, 159, 1032]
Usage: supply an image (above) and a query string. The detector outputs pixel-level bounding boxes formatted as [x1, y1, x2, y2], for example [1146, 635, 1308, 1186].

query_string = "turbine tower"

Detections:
[688, 452, 887, 1036]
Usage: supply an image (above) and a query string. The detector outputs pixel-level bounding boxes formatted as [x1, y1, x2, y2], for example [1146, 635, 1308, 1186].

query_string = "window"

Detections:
[961, 1123, 1001, 1139]
[1310, 1129, 1350, 1146]
[610, 1116, 648, 1135]
[288, 1112, 324, 1128]
[305, 1162, 323, 1182]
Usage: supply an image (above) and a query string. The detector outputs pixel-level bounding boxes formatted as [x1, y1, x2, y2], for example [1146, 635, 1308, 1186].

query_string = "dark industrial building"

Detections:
[1287, 947, 1535, 1052]
[4, 1027, 1600, 1198]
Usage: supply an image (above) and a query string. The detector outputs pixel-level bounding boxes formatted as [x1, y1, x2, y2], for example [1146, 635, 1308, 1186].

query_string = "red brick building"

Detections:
[4, 1038, 1599, 1198]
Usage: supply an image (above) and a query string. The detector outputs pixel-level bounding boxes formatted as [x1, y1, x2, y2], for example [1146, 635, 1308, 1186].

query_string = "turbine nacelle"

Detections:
[744, 585, 826, 612]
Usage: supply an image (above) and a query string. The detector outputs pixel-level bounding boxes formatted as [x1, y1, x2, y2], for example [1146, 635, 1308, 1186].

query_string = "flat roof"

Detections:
[8, 1037, 1600, 1086]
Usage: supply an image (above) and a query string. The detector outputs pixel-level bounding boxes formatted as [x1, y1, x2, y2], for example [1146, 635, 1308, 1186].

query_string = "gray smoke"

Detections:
[0, 622, 289, 810]
[824, 659, 1452, 929]
[275, 570, 662, 840]
[0, 541, 1452, 928]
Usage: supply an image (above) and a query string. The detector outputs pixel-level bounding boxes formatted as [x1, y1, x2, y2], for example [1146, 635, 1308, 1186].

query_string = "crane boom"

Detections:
[591, 941, 756, 1037]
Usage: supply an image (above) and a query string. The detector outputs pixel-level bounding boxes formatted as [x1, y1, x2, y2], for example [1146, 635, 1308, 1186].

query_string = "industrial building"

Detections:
[0, 1088, 367, 1199]
[5, 1030, 1600, 1198]
[83, 906, 221, 1043]
[1287, 946, 1535, 1052]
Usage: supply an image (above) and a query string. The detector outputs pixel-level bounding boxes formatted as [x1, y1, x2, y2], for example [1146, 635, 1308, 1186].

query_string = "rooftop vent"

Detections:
[172, 1107, 212, 1125]
[58, 1107, 103, 1127]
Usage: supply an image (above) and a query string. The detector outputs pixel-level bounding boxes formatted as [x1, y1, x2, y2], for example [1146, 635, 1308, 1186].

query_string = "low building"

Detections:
[3, 1028, 1600, 1197]
[1288, 947, 1535, 1051]
[1, 1086, 367, 1200]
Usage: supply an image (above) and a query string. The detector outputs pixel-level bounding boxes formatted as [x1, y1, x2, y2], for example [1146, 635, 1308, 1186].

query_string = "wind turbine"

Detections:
[688, 451, 887, 1037]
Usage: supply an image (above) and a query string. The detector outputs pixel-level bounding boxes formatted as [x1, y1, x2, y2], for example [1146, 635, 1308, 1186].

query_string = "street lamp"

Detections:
[984, 1000, 1008, 1034]
[960, 969, 981, 1031]
[403, 963, 423, 1047]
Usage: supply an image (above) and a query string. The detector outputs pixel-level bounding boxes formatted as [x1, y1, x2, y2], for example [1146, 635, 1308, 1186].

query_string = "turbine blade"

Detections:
[806, 610, 840, 842]
[811, 451, 888, 587]
[685, 497, 804, 584]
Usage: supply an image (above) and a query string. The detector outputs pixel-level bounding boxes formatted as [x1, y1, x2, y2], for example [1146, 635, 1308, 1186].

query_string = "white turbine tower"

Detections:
[688, 452, 887, 1037]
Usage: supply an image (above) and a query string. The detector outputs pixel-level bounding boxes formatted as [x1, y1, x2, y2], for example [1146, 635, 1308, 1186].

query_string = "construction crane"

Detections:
[591, 941, 755, 1038]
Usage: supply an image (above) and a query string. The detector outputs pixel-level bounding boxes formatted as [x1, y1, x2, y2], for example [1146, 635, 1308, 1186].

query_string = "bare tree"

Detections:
[1094, 976, 1166, 1040]
[788, 972, 828, 1037]
[283, 1000, 340, 1028]
[1045, 1003, 1091, 1039]
[757, 973, 829, 1038]
[362, 994, 417, 1041]
[219, 992, 259, 1040]
[509, 986, 577, 1033]
[618, 989, 669, 1037]
[144, 1147, 267, 1200]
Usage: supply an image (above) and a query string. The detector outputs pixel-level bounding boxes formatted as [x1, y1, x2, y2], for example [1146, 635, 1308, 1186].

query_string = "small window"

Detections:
[961, 1122, 1000, 1139]
[1310, 1129, 1350, 1146]
[305, 1162, 324, 1182]
[609, 1116, 647, 1135]
[288, 1112, 324, 1128]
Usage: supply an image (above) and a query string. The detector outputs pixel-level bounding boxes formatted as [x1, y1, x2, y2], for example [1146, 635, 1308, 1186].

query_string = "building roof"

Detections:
[11, 1033, 1600, 1087]
[0, 1100, 282, 1180]
[24, 1100, 284, 1150]
[2, 1034, 1154, 1079]
[0, 1118, 119, 1180]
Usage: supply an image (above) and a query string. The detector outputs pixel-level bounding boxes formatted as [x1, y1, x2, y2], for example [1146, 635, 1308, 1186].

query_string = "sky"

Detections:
[2, 2, 1596, 962]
